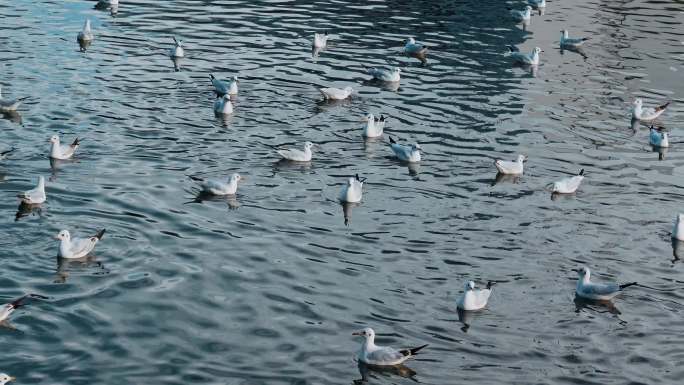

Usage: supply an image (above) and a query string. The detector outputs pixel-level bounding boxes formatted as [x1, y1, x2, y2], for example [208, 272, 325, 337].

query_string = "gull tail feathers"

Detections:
[94, 229, 106, 240]
[71, 138, 80, 147]
[506, 45, 519, 52]
[389, 136, 397, 144]
[655, 101, 670, 112]
[401, 344, 428, 357]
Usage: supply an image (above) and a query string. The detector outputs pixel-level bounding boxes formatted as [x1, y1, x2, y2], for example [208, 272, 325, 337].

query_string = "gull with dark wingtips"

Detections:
[56, 229, 106, 259]
[352, 328, 428, 366]
[574, 266, 637, 301]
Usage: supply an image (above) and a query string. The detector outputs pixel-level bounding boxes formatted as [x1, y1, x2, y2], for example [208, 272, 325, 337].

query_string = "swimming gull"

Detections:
[319, 86, 353, 100]
[277, 141, 314, 162]
[49, 135, 80, 160]
[213, 94, 233, 115]
[363, 113, 386, 138]
[508, 6, 532, 23]
[170, 36, 184, 58]
[389, 136, 421, 162]
[210, 74, 238, 97]
[352, 327, 428, 366]
[549, 169, 584, 194]
[56, 229, 106, 259]
[367, 67, 401, 82]
[456, 281, 494, 311]
[195, 173, 243, 195]
[339, 174, 365, 203]
[404, 37, 427, 56]
[17, 176, 46, 204]
[632, 98, 670, 122]
[560, 29, 589, 48]
[77, 19, 94, 42]
[0, 86, 23, 112]
[507, 46, 542, 65]
[313, 31, 329, 49]
[495, 154, 526, 175]
[574, 266, 637, 301]
[649, 126, 669, 148]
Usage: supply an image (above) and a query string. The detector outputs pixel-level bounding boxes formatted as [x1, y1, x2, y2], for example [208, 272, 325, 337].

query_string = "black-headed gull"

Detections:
[632, 98, 670, 122]
[389, 137, 421, 163]
[507, 46, 542, 65]
[56, 229, 106, 259]
[213, 94, 233, 115]
[404, 37, 427, 56]
[339, 174, 365, 203]
[313, 31, 328, 49]
[195, 173, 243, 195]
[49, 135, 80, 160]
[672, 214, 684, 241]
[0, 373, 15, 384]
[0, 86, 23, 112]
[277, 142, 314, 162]
[574, 266, 637, 301]
[319, 86, 353, 100]
[352, 328, 428, 366]
[170, 36, 184, 58]
[495, 154, 526, 175]
[456, 281, 494, 311]
[367, 67, 401, 82]
[77, 19, 94, 42]
[550, 169, 584, 194]
[210, 74, 238, 97]
[509, 6, 532, 22]
[363, 114, 386, 138]
[17, 176, 46, 204]
[649, 126, 669, 148]
[560, 30, 589, 48]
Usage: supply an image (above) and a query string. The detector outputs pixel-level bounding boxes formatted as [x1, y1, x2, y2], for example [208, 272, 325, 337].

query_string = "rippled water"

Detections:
[1, 0, 683, 384]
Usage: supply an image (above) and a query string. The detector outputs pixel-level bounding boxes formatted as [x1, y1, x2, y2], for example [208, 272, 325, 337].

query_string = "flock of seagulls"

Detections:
[0, 0, 677, 380]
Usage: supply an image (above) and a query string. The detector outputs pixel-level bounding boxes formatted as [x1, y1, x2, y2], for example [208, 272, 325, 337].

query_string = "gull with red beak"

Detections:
[352, 327, 428, 366]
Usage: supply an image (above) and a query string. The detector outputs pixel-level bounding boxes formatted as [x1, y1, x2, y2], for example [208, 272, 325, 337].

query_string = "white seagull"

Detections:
[456, 281, 494, 311]
[672, 214, 684, 241]
[352, 328, 428, 366]
[550, 169, 584, 194]
[17, 176, 46, 204]
[389, 137, 421, 163]
[404, 37, 427, 56]
[170, 36, 184, 58]
[49, 135, 80, 160]
[632, 98, 670, 122]
[210, 74, 238, 96]
[495, 154, 526, 175]
[198, 173, 243, 195]
[77, 19, 94, 42]
[0, 373, 14, 384]
[313, 31, 329, 49]
[649, 126, 669, 148]
[213, 94, 233, 115]
[56, 229, 106, 259]
[339, 174, 365, 203]
[574, 266, 637, 301]
[0, 86, 23, 112]
[363, 114, 386, 138]
[528, 0, 546, 8]
[509, 6, 532, 22]
[507, 46, 542, 65]
[560, 30, 590, 48]
[277, 141, 314, 162]
[319, 86, 353, 100]
[367, 67, 401, 82]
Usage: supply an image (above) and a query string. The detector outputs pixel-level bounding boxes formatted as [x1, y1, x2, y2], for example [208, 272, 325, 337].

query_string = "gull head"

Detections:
[49, 135, 60, 144]
[173, 36, 182, 47]
[574, 266, 590, 279]
[304, 141, 314, 150]
[411, 143, 422, 151]
[533, 47, 542, 55]
[633, 98, 643, 107]
[560, 29, 569, 38]
[230, 173, 242, 184]
[352, 327, 375, 339]
[0, 374, 16, 384]
[232, 76, 239, 82]
[344, 86, 354, 94]
[55, 230, 71, 242]
[517, 154, 527, 162]
[393, 67, 402, 74]
[525, 5, 533, 11]
[464, 281, 475, 291]
[406, 37, 416, 44]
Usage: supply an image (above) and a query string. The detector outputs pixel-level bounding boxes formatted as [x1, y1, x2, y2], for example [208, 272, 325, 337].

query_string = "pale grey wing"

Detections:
[368, 68, 389, 80]
[0, 98, 21, 110]
[563, 38, 585, 45]
[366, 347, 404, 365]
[212, 79, 229, 94]
[201, 179, 227, 192]
[20, 187, 43, 201]
[474, 289, 491, 307]
[320, 88, 344, 99]
[582, 283, 619, 296]
[278, 149, 305, 161]
[59, 144, 76, 157]
[391, 143, 411, 159]
[510, 52, 531, 63]
[70, 237, 97, 256]
[641, 107, 658, 119]
[405, 43, 426, 54]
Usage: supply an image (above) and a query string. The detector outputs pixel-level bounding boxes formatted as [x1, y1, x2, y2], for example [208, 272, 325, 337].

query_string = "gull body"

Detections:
[495, 154, 526, 175]
[170, 37, 184, 58]
[352, 328, 428, 366]
[277, 141, 314, 162]
[49, 135, 80, 160]
[56, 229, 105, 259]
[507, 46, 542, 65]
[456, 281, 493, 311]
[404, 37, 427, 55]
[550, 169, 584, 194]
[575, 266, 637, 301]
[339, 174, 365, 203]
[389, 137, 421, 163]
[200, 173, 242, 195]
[560, 30, 589, 48]
[77, 19, 94, 42]
[17, 176, 46, 204]
[368, 67, 401, 82]
[632, 98, 669, 122]
[672, 214, 684, 241]
[509, 6, 532, 22]
[0, 86, 22, 112]
[0, 373, 14, 384]
[363, 114, 386, 138]
[649, 127, 669, 148]
[313, 31, 328, 48]
[319, 86, 353, 100]
[213, 94, 233, 115]
[528, 0, 546, 8]
[227, 76, 239, 95]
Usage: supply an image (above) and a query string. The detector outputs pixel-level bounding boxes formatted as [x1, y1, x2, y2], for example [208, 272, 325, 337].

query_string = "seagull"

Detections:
[313, 31, 329, 49]
[319, 86, 353, 100]
[196, 173, 243, 195]
[352, 328, 428, 366]
[213, 94, 233, 115]
[560, 29, 590, 48]
[389, 137, 421, 162]
[56, 229, 106, 259]
[508, 6, 532, 22]
[456, 281, 494, 311]
[507, 46, 542, 65]
[339, 174, 365, 203]
[494, 154, 526, 175]
[0, 147, 15, 161]
[363, 113, 386, 138]
[49, 135, 80, 160]
[367, 67, 401, 82]
[649, 126, 669, 148]
[550, 169, 584, 194]
[0, 86, 23, 112]
[528, 0, 546, 8]
[210, 74, 238, 97]
[632, 98, 670, 122]
[17, 176, 46, 204]
[672, 214, 684, 241]
[574, 266, 637, 301]
[77, 19, 94, 42]
[170, 36, 184, 58]
[0, 374, 14, 384]
[404, 37, 427, 56]
[277, 141, 314, 162]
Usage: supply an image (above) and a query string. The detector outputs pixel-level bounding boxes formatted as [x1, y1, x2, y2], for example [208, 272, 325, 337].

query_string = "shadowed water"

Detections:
[1, 0, 683, 384]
